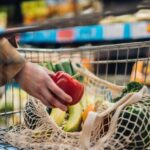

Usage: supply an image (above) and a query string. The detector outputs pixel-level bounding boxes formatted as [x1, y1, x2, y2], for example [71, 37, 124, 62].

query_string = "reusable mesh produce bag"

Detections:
[2, 63, 150, 150]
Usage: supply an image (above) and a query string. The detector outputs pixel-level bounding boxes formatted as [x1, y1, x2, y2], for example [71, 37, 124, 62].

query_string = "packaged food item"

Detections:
[0, 12, 7, 29]
[21, 1, 49, 25]
[46, 0, 75, 17]
[135, 9, 150, 21]
[100, 14, 137, 24]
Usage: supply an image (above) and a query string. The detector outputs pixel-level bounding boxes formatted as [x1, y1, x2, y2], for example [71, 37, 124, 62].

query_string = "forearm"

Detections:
[0, 38, 26, 86]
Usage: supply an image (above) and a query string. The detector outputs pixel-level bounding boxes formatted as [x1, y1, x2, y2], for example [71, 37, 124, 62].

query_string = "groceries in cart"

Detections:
[0, 38, 150, 149]
[3, 59, 149, 150]
[23, 59, 148, 135]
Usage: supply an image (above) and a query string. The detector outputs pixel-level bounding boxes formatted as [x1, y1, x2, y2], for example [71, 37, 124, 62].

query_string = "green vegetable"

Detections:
[61, 61, 73, 75]
[123, 81, 143, 93]
[116, 97, 150, 148]
[55, 63, 65, 72]
[39, 62, 56, 72]
[70, 60, 76, 75]
[112, 82, 143, 103]
[50, 62, 56, 72]
[39, 62, 47, 68]
[47, 62, 53, 71]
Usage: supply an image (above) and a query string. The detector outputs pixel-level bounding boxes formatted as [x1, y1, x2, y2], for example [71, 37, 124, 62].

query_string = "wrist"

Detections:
[14, 61, 29, 83]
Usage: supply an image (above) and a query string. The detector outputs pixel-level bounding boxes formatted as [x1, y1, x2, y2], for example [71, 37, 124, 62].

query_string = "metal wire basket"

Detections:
[0, 40, 150, 149]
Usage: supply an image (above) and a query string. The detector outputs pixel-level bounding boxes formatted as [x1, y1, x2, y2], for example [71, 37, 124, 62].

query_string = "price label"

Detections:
[57, 29, 75, 42]
[131, 22, 150, 38]
[103, 24, 124, 40]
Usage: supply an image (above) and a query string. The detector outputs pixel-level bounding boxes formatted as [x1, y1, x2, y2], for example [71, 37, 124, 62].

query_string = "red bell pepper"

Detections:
[51, 71, 84, 105]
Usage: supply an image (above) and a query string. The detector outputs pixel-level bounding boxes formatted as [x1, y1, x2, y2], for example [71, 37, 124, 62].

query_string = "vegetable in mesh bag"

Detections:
[2, 61, 150, 150]
[80, 81, 149, 150]
[112, 82, 143, 102]
[102, 95, 150, 150]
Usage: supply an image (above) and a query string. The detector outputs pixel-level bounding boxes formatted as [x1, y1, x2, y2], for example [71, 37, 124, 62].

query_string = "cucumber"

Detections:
[55, 63, 65, 72]
[50, 61, 56, 72]
[50, 108, 66, 126]
[70, 61, 77, 75]
[47, 62, 53, 71]
[61, 61, 73, 75]
[39, 62, 47, 68]
[63, 103, 82, 132]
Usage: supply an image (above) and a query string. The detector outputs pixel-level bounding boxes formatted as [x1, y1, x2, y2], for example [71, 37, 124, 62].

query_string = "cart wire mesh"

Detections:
[0, 41, 150, 149]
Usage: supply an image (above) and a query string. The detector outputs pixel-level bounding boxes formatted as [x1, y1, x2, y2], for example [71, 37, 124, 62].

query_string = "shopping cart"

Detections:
[0, 40, 150, 149]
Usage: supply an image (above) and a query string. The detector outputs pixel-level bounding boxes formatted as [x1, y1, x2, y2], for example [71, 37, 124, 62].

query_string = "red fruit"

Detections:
[51, 71, 84, 105]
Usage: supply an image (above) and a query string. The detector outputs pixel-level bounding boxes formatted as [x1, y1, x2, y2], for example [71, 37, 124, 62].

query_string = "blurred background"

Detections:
[0, 0, 150, 48]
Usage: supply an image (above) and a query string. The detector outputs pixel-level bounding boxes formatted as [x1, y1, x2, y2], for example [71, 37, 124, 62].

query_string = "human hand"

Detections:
[14, 62, 72, 111]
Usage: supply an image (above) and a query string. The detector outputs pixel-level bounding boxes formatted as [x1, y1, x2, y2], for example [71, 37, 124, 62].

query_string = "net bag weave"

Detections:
[3, 63, 150, 150]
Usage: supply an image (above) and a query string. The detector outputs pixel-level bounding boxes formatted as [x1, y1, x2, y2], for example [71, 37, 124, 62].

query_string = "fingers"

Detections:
[41, 88, 67, 111]
[46, 78, 72, 104]
[37, 94, 52, 108]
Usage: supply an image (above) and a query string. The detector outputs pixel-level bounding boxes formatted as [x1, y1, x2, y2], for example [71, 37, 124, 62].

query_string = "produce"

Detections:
[82, 104, 95, 122]
[40, 60, 84, 82]
[51, 71, 84, 105]
[55, 63, 65, 72]
[112, 82, 143, 103]
[50, 108, 66, 126]
[46, 62, 54, 71]
[61, 60, 73, 75]
[39, 60, 85, 131]
[116, 96, 150, 148]
[130, 61, 150, 85]
[63, 103, 82, 132]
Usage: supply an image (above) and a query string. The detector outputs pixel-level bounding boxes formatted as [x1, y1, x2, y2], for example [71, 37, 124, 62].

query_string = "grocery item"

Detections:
[130, 61, 150, 85]
[63, 103, 82, 132]
[112, 81, 143, 102]
[21, 1, 49, 25]
[2, 60, 150, 150]
[0, 12, 7, 29]
[50, 108, 66, 126]
[100, 14, 137, 24]
[61, 61, 74, 75]
[40, 60, 84, 82]
[82, 104, 95, 122]
[50, 71, 84, 105]
[55, 63, 65, 72]
[135, 9, 150, 21]
[130, 61, 144, 83]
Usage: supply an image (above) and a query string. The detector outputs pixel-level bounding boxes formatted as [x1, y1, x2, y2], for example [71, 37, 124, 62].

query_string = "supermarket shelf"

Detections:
[0, 13, 101, 38]
[19, 21, 150, 44]
[0, 0, 32, 4]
